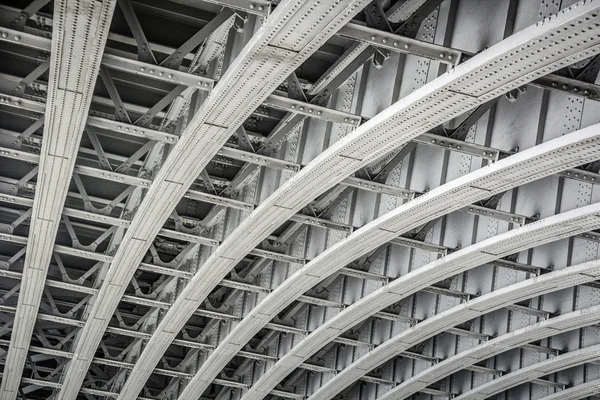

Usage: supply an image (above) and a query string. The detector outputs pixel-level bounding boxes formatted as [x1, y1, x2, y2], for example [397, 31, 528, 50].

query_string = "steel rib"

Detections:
[453, 342, 600, 400]
[384, 297, 600, 399]
[178, 123, 600, 400]
[0, 1, 116, 398]
[241, 201, 600, 400]
[54, 1, 372, 399]
[114, 3, 600, 399]
[537, 378, 600, 400]
[389, 305, 600, 399]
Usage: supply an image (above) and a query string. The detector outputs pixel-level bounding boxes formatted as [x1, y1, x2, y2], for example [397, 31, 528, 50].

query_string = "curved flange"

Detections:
[166, 3, 600, 398]
[0, 1, 117, 398]
[184, 122, 600, 400]
[454, 342, 600, 400]
[246, 201, 600, 400]
[538, 378, 600, 400]
[63, 1, 374, 399]
[383, 302, 600, 399]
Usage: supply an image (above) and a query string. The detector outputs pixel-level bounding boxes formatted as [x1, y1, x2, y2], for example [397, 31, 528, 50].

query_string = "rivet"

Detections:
[393, 41, 398, 46]
[258, 5, 264, 11]
[14, 35, 20, 41]
[140, 67, 145, 72]
[370, 35, 376, 40]
[404, 44, 410, 49]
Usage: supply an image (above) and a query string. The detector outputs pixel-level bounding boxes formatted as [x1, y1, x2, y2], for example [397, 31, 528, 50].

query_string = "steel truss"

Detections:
[1, 1, 600, 399]
[176, 122, 600, 400]
[120, 3, 600, 399]
[242, 201, 600, 400]
[454, 341, 600, 400]
[0, 0, 117, 398]
[53, 1, 375, 399]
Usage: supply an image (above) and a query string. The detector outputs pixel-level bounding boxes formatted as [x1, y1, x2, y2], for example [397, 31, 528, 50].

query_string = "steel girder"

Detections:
[241, 201, 600, 400]
[323, 258, 600, 399]
[1, 3, 594, 396]
[196, 124, 600, 400]
[173, 120, 598, 400]
[0, 0, 116, 398]
[453, 341, 600, 400]
[54, 1, 373, 399]
[156, 5, 600, 398]
[386, 304, 600, 399]
[538, 378, 600, 399]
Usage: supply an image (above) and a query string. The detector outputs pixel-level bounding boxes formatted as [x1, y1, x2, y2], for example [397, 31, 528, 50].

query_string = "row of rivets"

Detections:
[0, 96, 21, 106]
[115, 124, 176, 142]
[138, 67, 211, 88]
[565, 170, 597, 181]
[367, 34, 454, 60]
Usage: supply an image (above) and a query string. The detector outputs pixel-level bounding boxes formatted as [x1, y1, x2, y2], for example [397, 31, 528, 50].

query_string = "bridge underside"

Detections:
[1, 1, 600, 400]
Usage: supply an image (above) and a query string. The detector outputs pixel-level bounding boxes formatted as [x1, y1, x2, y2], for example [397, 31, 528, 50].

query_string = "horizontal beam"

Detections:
[454, 343, 600, 400]
[241, 124, 600, 400]
[146, 5, 600, 398]
[168, 0, 600, 101]
[311, 250, 600, 400]
[0, 26, 362, 127]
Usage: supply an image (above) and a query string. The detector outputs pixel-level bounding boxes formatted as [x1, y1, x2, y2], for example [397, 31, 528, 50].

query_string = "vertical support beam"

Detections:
[0, 1, 116, 399]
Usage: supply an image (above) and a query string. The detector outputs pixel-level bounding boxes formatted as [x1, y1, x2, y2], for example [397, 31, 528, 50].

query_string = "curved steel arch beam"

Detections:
[55, 1, 373, 399]
[180, 120, 600, 400]
[385, 299, 600, 399]
[146, 3, 600, 399]
[392, 305, 600, 400]
[0, 1, 116, 398]
[244, 201, 600, 400]
[369, 305, 600, 399]
[538, 378, 600, 400]
[454, 343, 600, 400]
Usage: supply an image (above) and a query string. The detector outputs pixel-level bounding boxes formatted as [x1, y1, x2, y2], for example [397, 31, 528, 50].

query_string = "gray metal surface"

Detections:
[454, 342, 600, 400]
[2, 0, 600, 399]
[181, 124, 600, 400]
[538, 378, 600, 400]
[136, 5, 600, 398]
[243, 202, 600, 400]
[0, 0, 116, 398]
